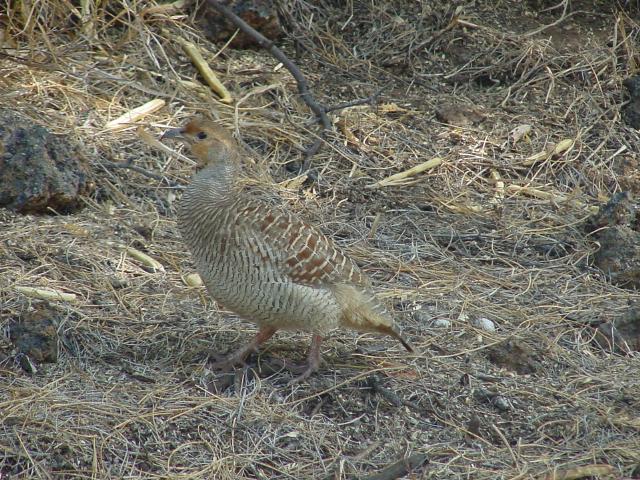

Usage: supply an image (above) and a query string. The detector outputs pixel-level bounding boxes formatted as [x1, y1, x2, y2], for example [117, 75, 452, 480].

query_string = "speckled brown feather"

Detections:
[165, 118, 412, 379]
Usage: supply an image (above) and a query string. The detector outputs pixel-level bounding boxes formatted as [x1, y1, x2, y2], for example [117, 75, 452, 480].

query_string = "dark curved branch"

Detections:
[206, 0, 332, 167]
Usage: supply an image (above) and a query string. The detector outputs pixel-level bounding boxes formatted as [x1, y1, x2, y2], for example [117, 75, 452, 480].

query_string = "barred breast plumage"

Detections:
[162, 118, 412, 381]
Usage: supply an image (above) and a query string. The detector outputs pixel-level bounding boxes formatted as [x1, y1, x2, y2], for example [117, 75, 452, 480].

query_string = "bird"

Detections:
[162, 117, 413, 382]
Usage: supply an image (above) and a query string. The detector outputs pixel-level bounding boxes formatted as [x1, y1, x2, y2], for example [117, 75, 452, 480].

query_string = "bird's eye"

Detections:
[196, 131, 208, 140]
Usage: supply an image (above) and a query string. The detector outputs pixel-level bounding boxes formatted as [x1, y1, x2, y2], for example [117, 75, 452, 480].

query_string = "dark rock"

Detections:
[616, 304, 640, 351]
[585, 191, 637, 231]
[585, 192, 640, 288]
[595, 302, 640, 353]
[485, 338, 540, 374]
[622, 99, 640, 129]
[0, 110, 94, 214]
[592, 227, 640, 288]
[623, 76, 640, 129]
[8, 305, 60, 366]
[197, 0, 282, 49]
[613, 156, 640, 196]
[623, 76, 640, 98]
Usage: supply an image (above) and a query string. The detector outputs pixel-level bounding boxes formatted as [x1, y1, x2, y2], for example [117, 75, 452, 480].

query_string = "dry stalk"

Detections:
[177, 38, 233, 104]
[0, 2, 638, 479]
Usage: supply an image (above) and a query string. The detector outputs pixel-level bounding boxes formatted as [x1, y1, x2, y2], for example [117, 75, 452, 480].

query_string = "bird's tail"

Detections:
[332, 284, 414, 352]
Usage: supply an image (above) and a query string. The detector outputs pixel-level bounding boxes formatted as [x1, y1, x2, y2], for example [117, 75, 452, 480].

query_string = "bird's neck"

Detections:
[186, 161, 241, 205]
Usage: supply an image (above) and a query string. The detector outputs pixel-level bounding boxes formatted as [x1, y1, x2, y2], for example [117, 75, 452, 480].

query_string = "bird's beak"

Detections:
[160, 126, 186, 141]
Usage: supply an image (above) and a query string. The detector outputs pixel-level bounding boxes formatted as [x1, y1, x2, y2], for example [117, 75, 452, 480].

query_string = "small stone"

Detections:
[184, 273, 203, 287]
[474, 387, 513, 411]
[17, 353, 38, 374]
[473, 317, 496, 332]
[492, 395, 512, 411]
[109, 275, 129, 289]
[433, 318, 451, 328]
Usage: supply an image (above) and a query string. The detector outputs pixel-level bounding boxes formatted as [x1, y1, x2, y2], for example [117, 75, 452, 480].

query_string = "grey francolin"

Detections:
[162, 118, 413, 381]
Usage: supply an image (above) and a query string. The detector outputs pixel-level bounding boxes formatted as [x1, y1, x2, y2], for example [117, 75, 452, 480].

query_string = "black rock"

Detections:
[0, 110, 94, 214]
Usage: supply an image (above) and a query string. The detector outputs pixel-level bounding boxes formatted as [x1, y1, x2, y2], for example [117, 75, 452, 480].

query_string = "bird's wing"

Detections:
[235, 199, 366, 288]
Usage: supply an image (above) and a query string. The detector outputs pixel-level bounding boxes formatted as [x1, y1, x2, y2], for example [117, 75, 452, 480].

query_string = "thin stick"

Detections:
[325, 87, 385, 113]
[361, 453, 428, 480]
[523, 0, 572, 37]
[206, 0, 332, 166]
[100, 160, 184, 189]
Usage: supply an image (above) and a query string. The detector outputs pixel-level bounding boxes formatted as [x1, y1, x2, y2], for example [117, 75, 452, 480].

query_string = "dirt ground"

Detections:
[1, 1, 640, 478]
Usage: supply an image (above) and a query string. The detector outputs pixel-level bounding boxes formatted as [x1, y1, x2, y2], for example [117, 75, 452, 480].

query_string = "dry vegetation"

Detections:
[1, 0, 640, 478]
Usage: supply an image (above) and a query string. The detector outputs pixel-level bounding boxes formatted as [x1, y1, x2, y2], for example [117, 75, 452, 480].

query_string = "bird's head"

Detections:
[161, 118, 239, 169]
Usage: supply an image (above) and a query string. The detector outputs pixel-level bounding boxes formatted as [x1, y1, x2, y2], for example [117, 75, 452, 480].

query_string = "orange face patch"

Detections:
[182, 121, 203, 136]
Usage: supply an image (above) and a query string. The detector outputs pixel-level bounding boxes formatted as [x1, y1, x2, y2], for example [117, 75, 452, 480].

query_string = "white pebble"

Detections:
[432, 318, 451, 328]
[473, 317, 496, 332]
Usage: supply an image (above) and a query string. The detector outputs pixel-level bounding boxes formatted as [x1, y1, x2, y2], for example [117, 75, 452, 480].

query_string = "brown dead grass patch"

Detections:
[1, 1, 640, 478]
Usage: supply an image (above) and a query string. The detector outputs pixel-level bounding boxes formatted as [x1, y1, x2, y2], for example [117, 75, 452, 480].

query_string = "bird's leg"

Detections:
[209, 326, 277, 371]
[288, 334, 323, 384]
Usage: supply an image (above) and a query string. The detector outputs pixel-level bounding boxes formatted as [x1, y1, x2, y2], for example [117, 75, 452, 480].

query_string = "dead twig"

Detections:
[324, 86, 385, 113]
[523, 0, 572, 37]
[366, 375, 423, 413]
[361, 453, 429, 480]
[100, 160, 184, 189]
[206, 0, 331, 169]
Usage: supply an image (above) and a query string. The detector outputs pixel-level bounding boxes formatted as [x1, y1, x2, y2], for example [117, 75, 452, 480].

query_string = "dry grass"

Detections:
[1, 0, 640, 478]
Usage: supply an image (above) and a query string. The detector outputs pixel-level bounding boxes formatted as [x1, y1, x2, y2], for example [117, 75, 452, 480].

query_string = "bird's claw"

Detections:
[269, 358, 319, 384]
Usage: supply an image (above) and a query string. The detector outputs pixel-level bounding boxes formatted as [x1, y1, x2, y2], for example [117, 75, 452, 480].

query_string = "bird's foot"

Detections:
[269, 357, 320, 384]
[207, 327, 277, 373]
[288, 364, 319, 385]
[275, 334, 323, 384]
